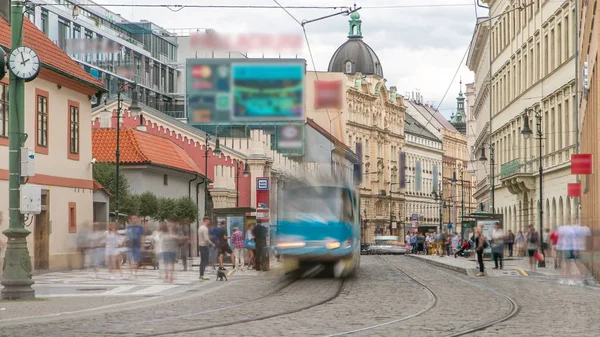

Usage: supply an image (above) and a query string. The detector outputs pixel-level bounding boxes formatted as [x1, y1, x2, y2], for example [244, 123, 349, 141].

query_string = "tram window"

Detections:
[342, 190, 354, 223]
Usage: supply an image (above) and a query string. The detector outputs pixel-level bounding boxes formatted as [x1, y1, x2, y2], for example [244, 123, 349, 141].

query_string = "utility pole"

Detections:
[2, 1, 35, 300]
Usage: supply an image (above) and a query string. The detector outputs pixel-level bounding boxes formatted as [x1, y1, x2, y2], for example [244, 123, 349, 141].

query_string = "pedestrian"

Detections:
[177, 224, 190, 271]
[126, 215, 144, 277]
[246, 222, 256, 268]
[152, 224, 164, 279]
[556, 223, 576, 285]
[572, 221, 592, 285]
[208, 222, 219, 270]
[474, 226, 487, 277]
[105, 223, 123, 280]
[216, 221, 232, 270]
[161, 224, 178, 283]
[491, 223, 504, 270]
[549, 227, 560, 269]
[231, 227, 246, 270]
[526, 225, 539, 272]
[254, 220, 269, 271]
[89, 224, 106, 279]
[505, 230, 515, 257]
[516, 231, 525, 257]
[410, 233, 417, 254]
[542, 228, 551, 261]
[451, 233, 459, 256]
[198, 217, 215, 280]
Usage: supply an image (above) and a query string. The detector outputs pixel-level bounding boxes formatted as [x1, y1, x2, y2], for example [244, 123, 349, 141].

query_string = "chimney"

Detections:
[0, 0, 9, 24]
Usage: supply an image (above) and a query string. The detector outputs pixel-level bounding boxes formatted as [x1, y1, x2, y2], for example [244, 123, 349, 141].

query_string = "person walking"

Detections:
[505, 230, 515, 257]
[231, 227, 245, 270]
[474, 226, 486, 277]
[198, 217, 215, 280]
[526, 225, 540, 272]
[516, 231, 525, 257]
[126, 215, 144, 277]
[491, 223, 505, 270]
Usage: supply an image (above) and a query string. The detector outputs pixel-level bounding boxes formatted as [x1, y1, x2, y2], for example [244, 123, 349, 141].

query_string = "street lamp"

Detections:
[521, 109, 546, 268]
[478, 143, 495, 213]
[235, 160, 250, 207]
[389, 182, 399, 235]
[432, 186, 443, 233]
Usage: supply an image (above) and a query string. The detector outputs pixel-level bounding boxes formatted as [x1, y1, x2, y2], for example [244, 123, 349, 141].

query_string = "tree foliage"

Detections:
[138, 192, 159, 220]
[155, 197, 176, 223]
[119, 193, 140, 217]
[173, 197, 198, 224]
[93, 163, 131, 212]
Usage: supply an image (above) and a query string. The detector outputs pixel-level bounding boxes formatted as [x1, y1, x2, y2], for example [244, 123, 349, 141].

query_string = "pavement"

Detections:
[2, 255, 600, 337]
[31, 257, 283, 298]
[407, 252, 599, 285]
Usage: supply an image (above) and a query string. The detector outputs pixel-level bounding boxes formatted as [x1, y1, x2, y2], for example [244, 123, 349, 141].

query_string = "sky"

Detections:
[97, 0, 489, 118]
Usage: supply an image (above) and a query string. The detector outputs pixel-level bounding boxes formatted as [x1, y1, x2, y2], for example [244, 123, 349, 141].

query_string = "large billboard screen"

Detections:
[186, 58, 306, 125]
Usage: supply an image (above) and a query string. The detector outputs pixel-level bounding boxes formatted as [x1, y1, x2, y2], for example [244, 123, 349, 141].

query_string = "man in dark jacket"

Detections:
[253, 220, 269, 271]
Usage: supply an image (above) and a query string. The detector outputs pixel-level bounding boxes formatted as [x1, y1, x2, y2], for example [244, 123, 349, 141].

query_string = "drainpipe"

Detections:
[188, 175, 198, 199]
[195, 178, 206, 256]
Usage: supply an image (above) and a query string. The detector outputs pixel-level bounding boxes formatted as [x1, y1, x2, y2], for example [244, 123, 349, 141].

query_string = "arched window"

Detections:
[345, 61, 352, 74]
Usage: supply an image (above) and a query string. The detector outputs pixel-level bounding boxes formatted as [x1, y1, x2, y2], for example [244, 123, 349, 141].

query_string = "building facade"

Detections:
[404, 94, 475, 234]
[306, 12, 406, 243]
[469, 0, 578, 234]
[578, 0, 599, 279]
[0, 16, 106, 270]
[404, 114, 444, 235]
[28, 0, 182, 115]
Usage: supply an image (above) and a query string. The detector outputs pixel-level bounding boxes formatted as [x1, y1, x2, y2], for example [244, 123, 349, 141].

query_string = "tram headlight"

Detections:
[277, 241, 306, 248]
[326, 241, 341, 249]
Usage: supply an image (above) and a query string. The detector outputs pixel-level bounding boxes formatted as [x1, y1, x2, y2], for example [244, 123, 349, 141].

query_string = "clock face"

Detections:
[8, 46, 41, 82]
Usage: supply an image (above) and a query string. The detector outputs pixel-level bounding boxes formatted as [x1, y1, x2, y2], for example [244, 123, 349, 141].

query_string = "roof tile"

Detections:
[92, 128, 204, 175]
[0, 17, 104, 89]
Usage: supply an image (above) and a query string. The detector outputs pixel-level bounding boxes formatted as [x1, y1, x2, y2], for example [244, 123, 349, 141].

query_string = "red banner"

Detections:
[571, 154, 593, 175]
[314, 80, 343, 109]
[567, 183, 582, 197]
[256, 177, 270, 222]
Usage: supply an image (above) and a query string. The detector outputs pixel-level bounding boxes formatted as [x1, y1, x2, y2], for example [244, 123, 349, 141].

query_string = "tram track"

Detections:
[322, 255, 520, 336]
[138, 266, 346, 337]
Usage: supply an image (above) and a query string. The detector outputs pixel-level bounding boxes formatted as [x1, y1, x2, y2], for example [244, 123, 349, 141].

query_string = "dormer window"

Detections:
[345, 61, 352, 74]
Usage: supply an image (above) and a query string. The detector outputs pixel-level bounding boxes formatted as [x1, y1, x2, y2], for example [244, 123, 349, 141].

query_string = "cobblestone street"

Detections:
[1, 256, 599, 337]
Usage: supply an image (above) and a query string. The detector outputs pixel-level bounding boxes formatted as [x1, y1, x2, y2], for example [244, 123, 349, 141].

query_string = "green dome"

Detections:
[350, 11, 360, 20]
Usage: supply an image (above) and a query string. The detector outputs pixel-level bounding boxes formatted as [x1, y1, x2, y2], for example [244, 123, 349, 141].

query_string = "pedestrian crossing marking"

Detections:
[130, 285, 178, 295]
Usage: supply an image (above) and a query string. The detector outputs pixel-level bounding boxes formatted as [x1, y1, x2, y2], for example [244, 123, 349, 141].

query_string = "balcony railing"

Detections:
[500, 159, 524, 178]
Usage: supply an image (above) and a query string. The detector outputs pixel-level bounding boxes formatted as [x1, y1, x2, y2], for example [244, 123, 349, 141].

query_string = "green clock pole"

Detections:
[1, 0, 35, 300]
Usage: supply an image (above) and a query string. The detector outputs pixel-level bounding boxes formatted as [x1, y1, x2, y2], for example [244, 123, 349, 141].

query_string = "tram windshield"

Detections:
[281, 186, 353, 222]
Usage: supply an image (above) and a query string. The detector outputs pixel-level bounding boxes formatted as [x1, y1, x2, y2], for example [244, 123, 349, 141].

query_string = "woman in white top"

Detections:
[105, 224, 123, 279]
[151, 226, 164, 278]
[491, 224, 505, 269]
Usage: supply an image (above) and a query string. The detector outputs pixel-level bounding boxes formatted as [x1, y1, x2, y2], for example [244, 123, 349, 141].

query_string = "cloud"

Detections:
[97, 0, 479, 116]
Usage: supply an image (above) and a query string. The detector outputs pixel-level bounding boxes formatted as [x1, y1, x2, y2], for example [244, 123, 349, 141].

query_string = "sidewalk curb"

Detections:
[407, 255, 469, 276]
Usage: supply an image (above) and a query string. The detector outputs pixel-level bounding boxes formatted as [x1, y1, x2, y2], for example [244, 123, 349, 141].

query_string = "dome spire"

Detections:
[348, 9, 362, 38]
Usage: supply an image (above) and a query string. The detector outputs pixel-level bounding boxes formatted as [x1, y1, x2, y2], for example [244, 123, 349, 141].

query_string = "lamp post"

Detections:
[478, 144, 495, 213]
[451, 169, 467, 234]
[432, 186, 443, 233]
[235, 160, 250, 207]
[113, 82, 141, 222]
[521, 109, 546, 268]
[203, 135, 221, 216]
[2, 0, 35, 300]
[389, 182, 399, 236]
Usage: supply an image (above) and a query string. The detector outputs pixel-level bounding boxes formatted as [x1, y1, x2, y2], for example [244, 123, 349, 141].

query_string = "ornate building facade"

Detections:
[468, 0, 578, 235]
[305, 12, 406, 243]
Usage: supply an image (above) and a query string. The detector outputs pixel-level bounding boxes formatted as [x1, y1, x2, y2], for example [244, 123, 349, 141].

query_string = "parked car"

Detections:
[361, 243, 372, 255]
[368, 236, 407, 255]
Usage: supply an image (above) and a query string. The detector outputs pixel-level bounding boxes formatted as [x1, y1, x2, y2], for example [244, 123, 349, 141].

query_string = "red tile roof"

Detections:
[93, 179, 112, 196]
[0, 17, 105, 89]
[92, 128, 204, 175]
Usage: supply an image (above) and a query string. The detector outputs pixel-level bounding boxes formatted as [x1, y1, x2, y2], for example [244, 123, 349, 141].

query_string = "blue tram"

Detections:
[275, 181, 361, 278]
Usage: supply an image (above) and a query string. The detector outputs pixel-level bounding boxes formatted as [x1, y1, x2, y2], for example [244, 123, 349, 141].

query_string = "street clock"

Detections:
[8, 46, 40, 82]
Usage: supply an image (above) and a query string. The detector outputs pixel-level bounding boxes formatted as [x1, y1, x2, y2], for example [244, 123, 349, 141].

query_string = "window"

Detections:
[68, 202, 77, 233]
[36, 90, 49, 154]
[345, 61, 352, 74]
[68, 103, 80, 159]
[557, 23, 562, 64]
[58, 17, 70, 49]
[41, 9, 48, 34]
[0, 83, 8, 139]
[564, 16, 569, 58]
[163, 174, 168, 185]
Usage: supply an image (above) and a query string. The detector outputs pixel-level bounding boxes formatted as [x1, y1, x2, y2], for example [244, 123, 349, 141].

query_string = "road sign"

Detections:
[257, 178, 269, 191]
